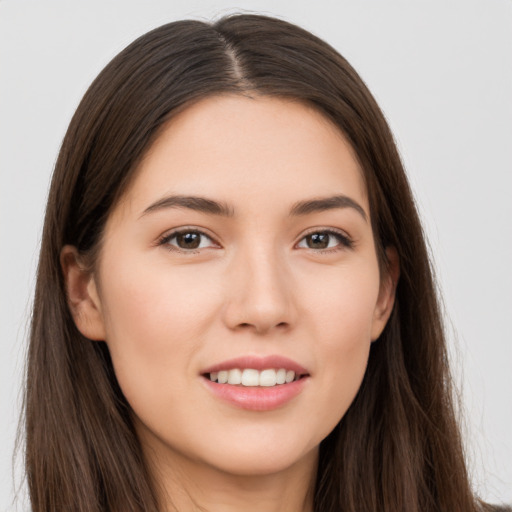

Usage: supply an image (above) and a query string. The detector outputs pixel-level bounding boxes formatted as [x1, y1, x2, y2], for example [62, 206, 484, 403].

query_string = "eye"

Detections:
[158, 229, 218, 252]
[296, 230, 353, 251]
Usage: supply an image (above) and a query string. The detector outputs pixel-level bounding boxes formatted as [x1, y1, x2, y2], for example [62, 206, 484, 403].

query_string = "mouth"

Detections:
[200, 356, 310, 411]
[203, 368, 306, 387]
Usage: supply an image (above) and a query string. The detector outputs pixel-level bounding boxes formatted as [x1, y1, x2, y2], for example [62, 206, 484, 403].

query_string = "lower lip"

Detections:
[202, 377, 308, 411]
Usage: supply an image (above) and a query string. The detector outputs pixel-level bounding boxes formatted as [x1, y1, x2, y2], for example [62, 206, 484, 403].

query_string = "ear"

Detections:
[371, 246, 400, 341]
[60, 245, 106, 341]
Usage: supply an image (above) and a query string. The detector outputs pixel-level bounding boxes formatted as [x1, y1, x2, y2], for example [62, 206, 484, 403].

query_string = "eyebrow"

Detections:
[289, 195, 367, 221]
[141, 194, 367, 222]
[141, 195, 235, 218]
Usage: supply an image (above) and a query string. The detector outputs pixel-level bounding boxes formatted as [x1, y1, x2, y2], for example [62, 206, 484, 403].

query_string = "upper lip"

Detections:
[201, 355, 309, 375]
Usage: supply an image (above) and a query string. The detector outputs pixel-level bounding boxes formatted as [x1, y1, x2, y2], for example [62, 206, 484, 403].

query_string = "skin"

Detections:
[62, 95, 398, 512]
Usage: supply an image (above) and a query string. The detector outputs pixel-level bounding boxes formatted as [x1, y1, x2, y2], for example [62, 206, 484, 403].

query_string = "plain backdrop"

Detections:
[1, 0, 511, 510]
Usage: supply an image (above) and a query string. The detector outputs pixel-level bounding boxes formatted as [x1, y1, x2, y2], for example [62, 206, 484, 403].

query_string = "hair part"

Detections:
[23, 14, 507, 512]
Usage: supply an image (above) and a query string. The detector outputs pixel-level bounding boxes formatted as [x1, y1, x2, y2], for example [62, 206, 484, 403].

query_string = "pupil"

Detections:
[177, 232, 201, 249]
[308, 233, 329, 249]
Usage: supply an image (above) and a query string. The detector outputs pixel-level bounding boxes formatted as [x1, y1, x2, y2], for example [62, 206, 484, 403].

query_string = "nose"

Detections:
[222, 245, 297, 335]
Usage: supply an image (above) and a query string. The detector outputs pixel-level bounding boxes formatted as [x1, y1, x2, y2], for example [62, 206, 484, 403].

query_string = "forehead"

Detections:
[114, 94, 368, 220]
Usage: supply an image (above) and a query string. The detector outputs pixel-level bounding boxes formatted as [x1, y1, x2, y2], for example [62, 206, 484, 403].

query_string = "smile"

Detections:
[207, 368, 301, 387]
[201, 356, 310, 411]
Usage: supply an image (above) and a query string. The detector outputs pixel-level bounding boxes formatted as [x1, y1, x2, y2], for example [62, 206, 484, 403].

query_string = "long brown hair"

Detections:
[23, 14, 506, 512]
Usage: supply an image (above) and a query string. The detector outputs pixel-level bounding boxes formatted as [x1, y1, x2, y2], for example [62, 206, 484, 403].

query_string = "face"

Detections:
[67, 95, 396, 480]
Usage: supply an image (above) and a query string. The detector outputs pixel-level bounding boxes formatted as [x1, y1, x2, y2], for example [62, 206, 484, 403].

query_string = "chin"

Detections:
[201, 442, 319, 478]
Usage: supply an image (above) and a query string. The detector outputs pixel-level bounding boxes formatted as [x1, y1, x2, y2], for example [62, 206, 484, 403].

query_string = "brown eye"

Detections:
[305, 233, 330, 249]
[297, 230, 353, 251]
[161, 230, 217, 252]
[176, 232, 202, 249]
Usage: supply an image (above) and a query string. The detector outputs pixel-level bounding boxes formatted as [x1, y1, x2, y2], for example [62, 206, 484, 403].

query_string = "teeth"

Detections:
[241, 369, 259, 386]
[209, 368, 299, 387]
[227, 368, 242, 385]
[259, 369, 277, 387]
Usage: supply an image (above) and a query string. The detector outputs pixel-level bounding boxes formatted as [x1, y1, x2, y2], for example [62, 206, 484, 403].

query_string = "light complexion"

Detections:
[62, 95, 398, 512]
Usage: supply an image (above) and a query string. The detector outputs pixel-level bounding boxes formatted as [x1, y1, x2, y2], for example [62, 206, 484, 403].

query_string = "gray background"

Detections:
[1, 0, 511, 509]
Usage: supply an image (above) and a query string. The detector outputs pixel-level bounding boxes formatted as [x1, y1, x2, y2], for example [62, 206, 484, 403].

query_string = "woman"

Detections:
[23, 13, 510, 512]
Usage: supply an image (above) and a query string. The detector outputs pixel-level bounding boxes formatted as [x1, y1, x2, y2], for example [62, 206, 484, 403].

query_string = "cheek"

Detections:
[306, 258, 380, 346]
[101, 250, 219, 339]
[97, 254, 220, 406]
[303, 262, 380, 423]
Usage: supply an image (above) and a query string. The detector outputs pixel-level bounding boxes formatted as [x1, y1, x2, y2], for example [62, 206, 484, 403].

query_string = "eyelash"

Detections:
[157, 227, 354, 254]
[156, 228, 218, 254]
[298, 228, 354, 252]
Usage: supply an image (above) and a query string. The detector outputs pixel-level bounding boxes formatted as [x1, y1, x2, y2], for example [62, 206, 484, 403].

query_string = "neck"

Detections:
[148, 446, 317, 512]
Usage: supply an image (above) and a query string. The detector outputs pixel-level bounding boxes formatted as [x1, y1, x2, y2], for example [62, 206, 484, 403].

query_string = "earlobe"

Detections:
[60, 245, 106, 341]
[371, 246, 400, 341]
